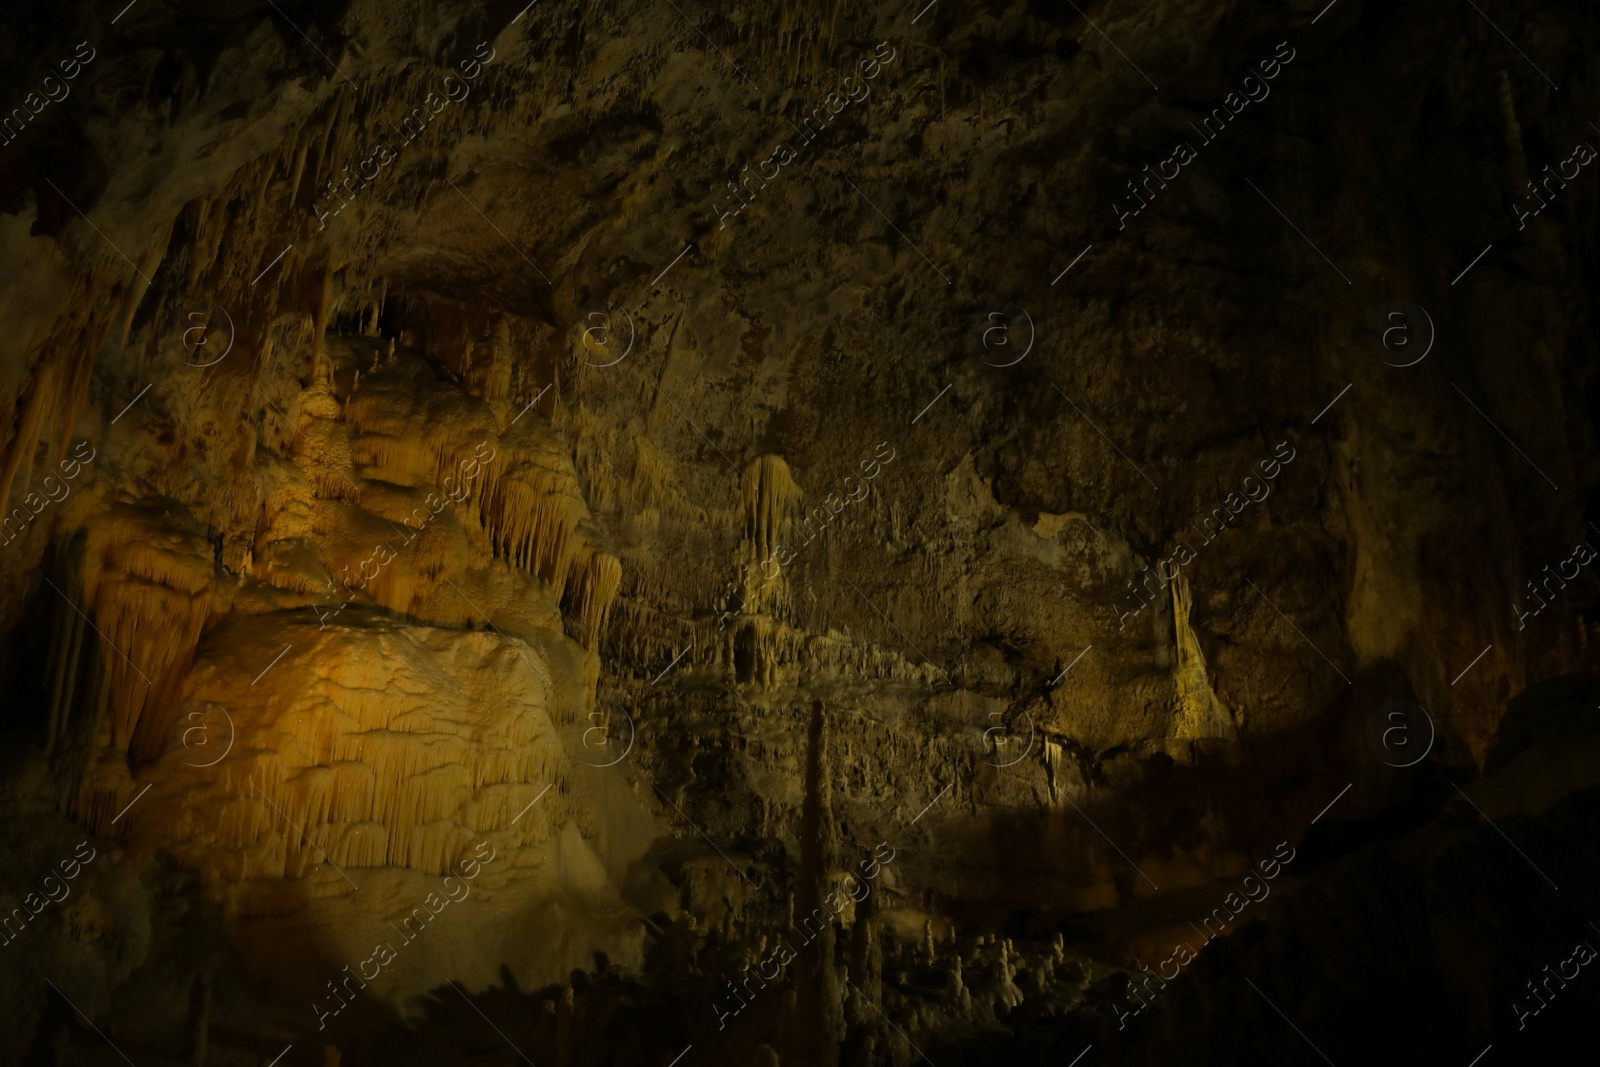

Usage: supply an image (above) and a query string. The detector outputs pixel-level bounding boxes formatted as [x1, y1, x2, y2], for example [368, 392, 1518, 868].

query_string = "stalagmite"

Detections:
[1170, 574, 1237, 756]
[995, 939, 1023, 1011]
[791, 699, 843, 1067]
[555, 985, 574, 1067]
[183, 971, 209, 1067]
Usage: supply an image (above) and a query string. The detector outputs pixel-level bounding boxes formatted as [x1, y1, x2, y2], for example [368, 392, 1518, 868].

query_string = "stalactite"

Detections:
[311, 262, 333, 384]
[0, 361, 57, 514]
[1497, 69, 1528, 190]
[572, 552, 622, 645]
[119, 215, 176, 345]
[187, 198, 224, 287]
[749, 0, 842, 79]
[43, 544, 89, 758]
[310, 97, 341, 200]
[742, 454, 802, 563]
[628, 434, 702, 520]
[58, 327, 101, 461]
[475, 440, 620, 634]
[73, 609, 572, 882]
[288, 131, 312, 209]
[78, 501, 217, 765]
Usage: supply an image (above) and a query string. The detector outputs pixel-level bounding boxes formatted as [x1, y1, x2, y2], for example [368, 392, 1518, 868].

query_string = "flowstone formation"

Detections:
[0, 0, 1597, 1064]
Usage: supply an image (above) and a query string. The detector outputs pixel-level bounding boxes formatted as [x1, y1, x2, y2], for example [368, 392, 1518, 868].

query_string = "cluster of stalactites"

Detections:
[749, 0, 844, 80]
[603, 597, 942, 693]
[340, 377, 622, 645]
[476, 442, 621, 645]
[78, 501, 217, 764]
[76, 629, 569, 891]
[0, 283, 114, 529]
[1, 30, 550, 537]
[214, 740, 564, 880]
[732, 454, 803, 633]
[741, 454, 802, 565]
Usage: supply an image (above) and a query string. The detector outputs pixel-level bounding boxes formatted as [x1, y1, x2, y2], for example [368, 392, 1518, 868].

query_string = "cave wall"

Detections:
[0, 0, 1596, 1062]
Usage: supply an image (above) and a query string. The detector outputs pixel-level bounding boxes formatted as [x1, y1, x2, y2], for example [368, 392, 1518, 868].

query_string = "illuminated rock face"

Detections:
[86, 620, 564, 881]
[56, 331, 645, 1015]
[78, 613, 647, 1012]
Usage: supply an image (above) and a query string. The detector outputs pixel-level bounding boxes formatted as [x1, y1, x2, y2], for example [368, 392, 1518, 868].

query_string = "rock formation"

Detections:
[0, 0, 1596, 1063]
